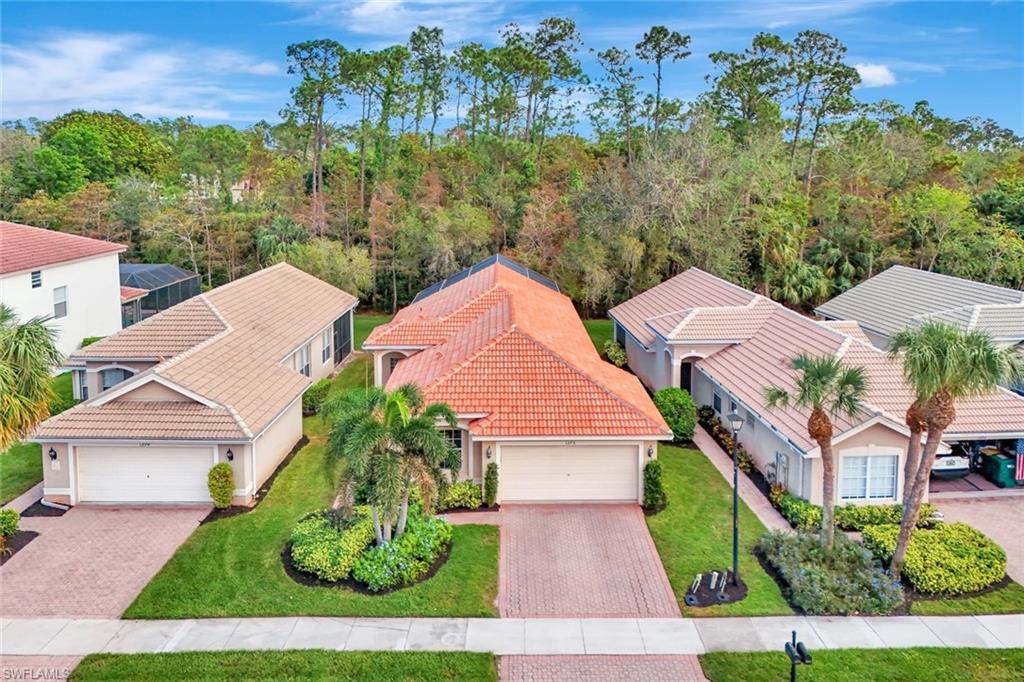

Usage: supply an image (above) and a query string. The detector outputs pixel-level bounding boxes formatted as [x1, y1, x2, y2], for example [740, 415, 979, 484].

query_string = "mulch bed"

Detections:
[281, 541, 452, 596]
[20, 501, 68, 517]
[442, 505, 500, 514]
[201, 436, 309, 525]
[684, 571, 748, 607]
[0, 530, 39, 566]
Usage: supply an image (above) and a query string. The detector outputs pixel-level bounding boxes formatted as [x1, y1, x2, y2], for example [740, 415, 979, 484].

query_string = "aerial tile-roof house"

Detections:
[815, 265, 1024, 350]
[364, 255, 672, 503]
[610, 268, 1024, 506]
[0, 221, 125, 356]
[34, 263, 358, 506]
[118, 263, 202, 327]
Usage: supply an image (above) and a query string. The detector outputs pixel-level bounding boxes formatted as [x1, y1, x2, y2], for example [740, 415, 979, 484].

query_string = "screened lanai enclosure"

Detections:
[119, 263, 201, 326]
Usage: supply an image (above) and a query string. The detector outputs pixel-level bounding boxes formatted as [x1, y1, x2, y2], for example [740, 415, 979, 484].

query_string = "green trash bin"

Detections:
[982, 454, 1017, 488]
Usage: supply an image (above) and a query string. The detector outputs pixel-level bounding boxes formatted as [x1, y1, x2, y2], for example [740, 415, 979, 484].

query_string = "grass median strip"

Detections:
[71, 651, 497, 682]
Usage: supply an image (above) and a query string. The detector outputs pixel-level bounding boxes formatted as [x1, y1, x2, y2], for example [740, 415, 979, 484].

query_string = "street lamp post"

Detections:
[727, 411, 744, 586]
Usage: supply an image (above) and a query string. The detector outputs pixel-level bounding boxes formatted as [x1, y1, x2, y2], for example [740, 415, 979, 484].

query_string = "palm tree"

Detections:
[0, 304, 63, 451]
[322, 383, 458, 544]
[765, 353, 867, 551]
[887, 322, 1022, 580]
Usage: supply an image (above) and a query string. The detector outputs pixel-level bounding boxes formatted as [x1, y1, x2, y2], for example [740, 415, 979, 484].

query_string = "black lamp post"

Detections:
[727, 411, 744, 586]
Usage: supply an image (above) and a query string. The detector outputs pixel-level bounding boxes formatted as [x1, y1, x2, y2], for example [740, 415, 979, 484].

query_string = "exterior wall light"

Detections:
[48, 447, 58, 461]
[647, 446, 654, 458]
[226, 449, 234, 462]
[486, 446, 492, 459]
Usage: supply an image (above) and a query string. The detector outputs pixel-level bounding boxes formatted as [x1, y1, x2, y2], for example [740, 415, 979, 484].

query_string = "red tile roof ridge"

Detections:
[419, 324, 519, 393]
[366, 281, 508, 346]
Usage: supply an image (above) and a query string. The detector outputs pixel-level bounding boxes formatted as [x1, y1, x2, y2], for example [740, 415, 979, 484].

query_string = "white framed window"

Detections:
[100, 368, 132, 392]
[441, 429, 463, 453]
[841, 454, 898, 501]
[31, 271, 42, 288]
[730, 398, 739, 414]
[299, 344, 311, 377]
[713, 392, 722, 414]
[321, 329, 332, 364]
[53, 286, 68, 318]
[389, 355, 402, 373]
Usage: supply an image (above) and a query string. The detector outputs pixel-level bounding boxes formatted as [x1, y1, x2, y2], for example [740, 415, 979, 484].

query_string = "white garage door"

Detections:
[77, 445, 214, 503]
[499, 444, 639, 502]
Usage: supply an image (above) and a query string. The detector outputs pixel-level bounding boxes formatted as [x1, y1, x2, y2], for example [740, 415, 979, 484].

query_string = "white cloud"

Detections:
[0, 32, 283, 121]
[855, 62, 897, 87]
[289, 0, 511, 43]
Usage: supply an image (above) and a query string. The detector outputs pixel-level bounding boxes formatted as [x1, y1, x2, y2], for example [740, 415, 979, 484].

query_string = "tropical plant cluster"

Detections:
[351, 502, 453, 591]
[439, 480, 483, 510]
[862, 522, 1006, 595]
[652, 387, 696, 442]
[289, 507, 377, 583]
[697, 406, 754, 473]
[758, 530, 903, 615]
[2, 22, 1021, 313]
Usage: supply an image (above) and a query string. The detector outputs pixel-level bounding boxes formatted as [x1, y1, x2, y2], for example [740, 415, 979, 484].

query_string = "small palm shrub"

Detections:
[207, 463, 235, 509]
[642, 459, 667, 513]
[441, 480, 482, 510]
[0, 509, 19, 553]
[653, 388, 697, 442]
[863, 522, 1006, 595]
[290, 508, 377, 582]
[603, 340, 628, 367]
[302, 378, 332, 415]
[483, 462, 498, 507]
[759, 530, 903, 615]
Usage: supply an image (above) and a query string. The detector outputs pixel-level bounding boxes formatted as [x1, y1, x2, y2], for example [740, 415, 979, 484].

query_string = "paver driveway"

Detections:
[935, 496, 1024, 583]
[500, 504, 680, 618]
[0, 506, 208, 618]
[501, 655, 706, 681]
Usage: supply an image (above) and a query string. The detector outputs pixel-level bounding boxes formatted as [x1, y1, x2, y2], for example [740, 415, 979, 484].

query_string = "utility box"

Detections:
[982, 454, 1017, 488]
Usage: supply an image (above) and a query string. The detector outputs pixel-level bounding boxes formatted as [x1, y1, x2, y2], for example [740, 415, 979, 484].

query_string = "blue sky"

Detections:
[2, 1, 1022, 132]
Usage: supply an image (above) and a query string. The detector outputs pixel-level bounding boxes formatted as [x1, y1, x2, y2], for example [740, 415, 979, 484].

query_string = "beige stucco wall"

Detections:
[113, 380, 193, 402]
[252, 398, 303, 489]
[40, 442, 70, 503]
[373, 349, 417, 387]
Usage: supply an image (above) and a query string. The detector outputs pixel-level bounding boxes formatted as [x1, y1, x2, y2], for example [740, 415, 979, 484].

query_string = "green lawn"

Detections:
[333, 354, 374, 393]
[354, 313, 392, 349]
[72, 651, 496, 682]
[125, 360, 498, 619]
[911, 581, 1024, 616]
[0, 372, 75, 504]
[646, 445, 792, 616]
[582, 318, 613, 354]
[701, 648, 1024, 682]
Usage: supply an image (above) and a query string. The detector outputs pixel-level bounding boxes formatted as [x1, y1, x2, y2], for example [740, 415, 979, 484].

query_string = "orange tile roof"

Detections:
[119, 285, 148, 303]
[1, 221, 125, 275]
[37, 264, 359, 441]
[372, 261, 670, 438]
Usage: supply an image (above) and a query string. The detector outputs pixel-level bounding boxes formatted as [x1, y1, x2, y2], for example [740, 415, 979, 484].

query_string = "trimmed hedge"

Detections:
[862, 522, 1006, 595]
[303, 378, 332, 415]
[653, 388, 697, 442]
[352, 507, 452, 591]
[0, 509, 19, 538]
[642, 459, 667, 512]
[290, 508, 376, 582]
[483, 462, 498, 507]
[441, 480, 482, 510]
[775, 492, 938, 532]
[207, 463, 235, 509]
[603, 340, 627, 367]
[759, 530, 903, 615]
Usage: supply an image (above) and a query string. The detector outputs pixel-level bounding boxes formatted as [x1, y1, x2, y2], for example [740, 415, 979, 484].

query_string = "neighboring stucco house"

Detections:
[0, 221, 124, 358]
[33, 263, 357, 506]
[364, 255, 671, 504]
[609, 268, 1024, 506]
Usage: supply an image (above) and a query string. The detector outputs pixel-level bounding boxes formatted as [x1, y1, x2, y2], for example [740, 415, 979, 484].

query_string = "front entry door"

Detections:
[680, 361, 693, 393]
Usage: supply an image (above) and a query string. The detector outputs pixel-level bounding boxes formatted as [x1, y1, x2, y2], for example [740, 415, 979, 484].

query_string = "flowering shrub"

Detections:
[352, 507, 452, 591]
[759, 530, 903, 615]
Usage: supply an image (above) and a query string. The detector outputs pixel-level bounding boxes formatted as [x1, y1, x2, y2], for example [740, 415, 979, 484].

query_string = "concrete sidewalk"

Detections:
[2, 614, 1020, 657]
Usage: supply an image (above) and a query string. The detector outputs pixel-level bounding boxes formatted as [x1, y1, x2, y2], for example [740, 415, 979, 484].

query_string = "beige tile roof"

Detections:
[609, 269, 757, 347]
[645, 298, 776, 341]
[38, 264, 358, 441]
[816, 319, 875, 345]
[375, 260, 670, 438]
[913, 303, 1024, 348]
[625, 268, 1024, 452]
[34, 401, 246, 440]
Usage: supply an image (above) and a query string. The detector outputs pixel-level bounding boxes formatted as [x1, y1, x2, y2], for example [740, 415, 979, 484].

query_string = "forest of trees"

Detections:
[2, 19, 1023, 315]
